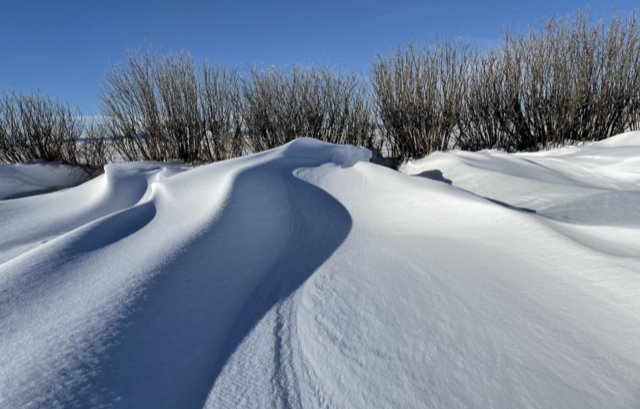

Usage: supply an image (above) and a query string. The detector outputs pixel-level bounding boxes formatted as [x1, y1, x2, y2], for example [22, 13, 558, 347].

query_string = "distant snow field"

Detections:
[1, 134, 639, 408]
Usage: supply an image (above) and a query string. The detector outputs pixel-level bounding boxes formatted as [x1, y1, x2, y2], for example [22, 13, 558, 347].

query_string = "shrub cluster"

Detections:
[372, 40, 470, 158]
[98, 46, 373, 163]
[373, 10, 640, 159]
[98, 47, 244, 163]
[459, 10, 640, 151]
[1, 9, 639, 168]
[0, 90, 84, 165]
[243, 64, 374, 153]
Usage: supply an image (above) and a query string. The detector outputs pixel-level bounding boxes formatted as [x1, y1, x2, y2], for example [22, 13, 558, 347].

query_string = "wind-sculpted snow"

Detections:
[0, 162, 87, 200]
[1, 136, 639, 408]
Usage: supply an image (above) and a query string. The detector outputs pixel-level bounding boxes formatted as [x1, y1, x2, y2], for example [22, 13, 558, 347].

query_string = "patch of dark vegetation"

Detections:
[1, 8, 638, 169]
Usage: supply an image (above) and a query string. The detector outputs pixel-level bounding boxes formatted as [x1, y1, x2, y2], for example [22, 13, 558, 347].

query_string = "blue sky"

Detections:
[0, 0, 635, 112]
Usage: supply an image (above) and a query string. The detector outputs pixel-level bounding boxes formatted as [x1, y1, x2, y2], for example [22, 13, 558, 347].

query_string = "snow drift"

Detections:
[0, 136, 639, 408]
[0, 162, 87, 200]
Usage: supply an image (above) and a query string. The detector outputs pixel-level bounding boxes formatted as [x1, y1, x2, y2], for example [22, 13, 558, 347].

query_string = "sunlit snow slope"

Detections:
[1, 136, 639, 408]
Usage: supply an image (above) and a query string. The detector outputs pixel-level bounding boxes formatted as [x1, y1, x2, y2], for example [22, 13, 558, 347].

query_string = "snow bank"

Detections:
[0, 162, 88, 200]
[403, 131, 640, 226]
[1, 136, 639, 408]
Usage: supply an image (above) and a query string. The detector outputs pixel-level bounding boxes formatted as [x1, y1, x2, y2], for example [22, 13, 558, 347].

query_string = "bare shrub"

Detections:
[242, 63, 374, 153]
[371, 40, 471, 160]
[0, 90, 83, 165]
[78, 118, 114, 168]
[374, 9, 640, 157]
[455, 47, 513, 151]
[200, 63, 245, 161]
[458, 9, 640, 151]
[99, 45, 245, 164]
[99, 46, 198, 162]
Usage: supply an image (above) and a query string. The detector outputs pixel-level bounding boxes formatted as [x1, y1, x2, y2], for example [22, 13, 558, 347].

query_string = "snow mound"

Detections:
[592, 130, 640, 147]
[1, 137, 639, 408]
[403, 131, 640, 226]
[0, 162, 88, 200]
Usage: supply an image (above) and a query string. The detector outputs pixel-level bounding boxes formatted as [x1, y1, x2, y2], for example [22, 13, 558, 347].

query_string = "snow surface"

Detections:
[1, 136, 639, 408]
[0, 162, 88, 200]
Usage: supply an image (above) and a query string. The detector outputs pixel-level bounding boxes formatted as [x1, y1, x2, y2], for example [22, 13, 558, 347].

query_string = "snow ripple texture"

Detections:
[1, 136, 639, 408]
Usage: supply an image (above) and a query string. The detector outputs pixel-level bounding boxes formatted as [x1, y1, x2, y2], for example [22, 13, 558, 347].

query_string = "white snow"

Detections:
[0, 162, 88, 200]
[1, 136, 639, 408]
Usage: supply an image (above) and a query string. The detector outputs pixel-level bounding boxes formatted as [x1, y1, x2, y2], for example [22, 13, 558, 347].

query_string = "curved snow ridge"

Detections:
[203, 145, 640, 408]
[0, 138, 361, 409]
[278, 137, 372, 168]
[0, 162, 181, 265]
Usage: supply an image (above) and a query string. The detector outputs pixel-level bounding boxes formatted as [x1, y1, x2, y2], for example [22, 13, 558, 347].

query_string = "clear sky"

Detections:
[0, 0, 635, 112]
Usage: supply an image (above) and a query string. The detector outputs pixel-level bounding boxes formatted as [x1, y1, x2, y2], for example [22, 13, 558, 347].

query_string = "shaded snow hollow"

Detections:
[1, 136, 639, 408]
